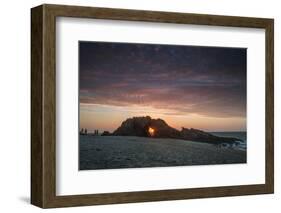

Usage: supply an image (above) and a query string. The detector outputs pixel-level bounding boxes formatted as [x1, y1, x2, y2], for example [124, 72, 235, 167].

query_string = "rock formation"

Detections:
[180, 127, 241, 144]
[113, 116, 180, 138]
[106, 116, 242, 144]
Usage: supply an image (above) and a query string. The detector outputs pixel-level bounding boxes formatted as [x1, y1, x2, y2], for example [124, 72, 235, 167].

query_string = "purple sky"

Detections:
[79, 41, 246, 132]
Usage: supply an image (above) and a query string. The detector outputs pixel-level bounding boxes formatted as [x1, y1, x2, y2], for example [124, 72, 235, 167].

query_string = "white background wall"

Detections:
[0, 0, 279, 212]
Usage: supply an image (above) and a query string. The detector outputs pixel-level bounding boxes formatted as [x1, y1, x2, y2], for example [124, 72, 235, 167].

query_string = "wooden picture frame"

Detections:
[31, 4, 274, 208]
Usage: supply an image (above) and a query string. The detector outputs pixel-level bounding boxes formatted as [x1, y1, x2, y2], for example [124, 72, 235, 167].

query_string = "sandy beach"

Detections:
[79, 135, 246, 170]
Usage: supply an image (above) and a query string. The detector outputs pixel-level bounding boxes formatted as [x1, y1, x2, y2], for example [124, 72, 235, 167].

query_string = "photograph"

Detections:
[30, 4, 274, 208]
[79, 41, 247, 170]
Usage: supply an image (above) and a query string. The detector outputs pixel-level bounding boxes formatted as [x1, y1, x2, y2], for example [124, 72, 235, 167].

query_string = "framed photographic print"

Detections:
[31, 4, 274, 208]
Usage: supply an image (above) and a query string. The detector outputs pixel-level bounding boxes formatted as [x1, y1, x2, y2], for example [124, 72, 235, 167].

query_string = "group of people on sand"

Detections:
[80, 128, 99, 135]
[80, 128, 88, 135]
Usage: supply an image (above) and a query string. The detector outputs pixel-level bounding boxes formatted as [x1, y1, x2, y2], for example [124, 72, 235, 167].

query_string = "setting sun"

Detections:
[148, 127, 155, 136]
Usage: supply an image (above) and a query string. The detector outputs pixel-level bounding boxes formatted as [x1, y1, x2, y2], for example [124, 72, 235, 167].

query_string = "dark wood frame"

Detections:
[31, 4, 274, 208]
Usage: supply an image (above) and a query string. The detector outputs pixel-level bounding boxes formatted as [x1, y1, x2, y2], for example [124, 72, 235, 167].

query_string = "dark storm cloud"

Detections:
[79, 41, 246, 118]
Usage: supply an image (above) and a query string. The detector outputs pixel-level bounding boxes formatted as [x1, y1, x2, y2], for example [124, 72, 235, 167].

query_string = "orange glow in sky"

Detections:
[80, 103, 246, 133]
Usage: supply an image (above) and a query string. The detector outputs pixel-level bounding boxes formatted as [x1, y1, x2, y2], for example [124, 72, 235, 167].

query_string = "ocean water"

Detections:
[211, 132, 247, 151]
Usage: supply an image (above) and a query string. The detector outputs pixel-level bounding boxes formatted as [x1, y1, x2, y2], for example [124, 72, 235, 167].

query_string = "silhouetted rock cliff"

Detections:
[180, 128, 241, 143]
[109, 116, 242, 144]
[113, 116, 180, 138]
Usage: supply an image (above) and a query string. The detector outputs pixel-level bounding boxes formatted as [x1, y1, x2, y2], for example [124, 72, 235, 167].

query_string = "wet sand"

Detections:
[79, 135, 246, 170]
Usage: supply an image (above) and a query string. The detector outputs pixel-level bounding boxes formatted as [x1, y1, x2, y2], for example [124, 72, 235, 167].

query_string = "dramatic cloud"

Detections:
[79, 42, 246, 119]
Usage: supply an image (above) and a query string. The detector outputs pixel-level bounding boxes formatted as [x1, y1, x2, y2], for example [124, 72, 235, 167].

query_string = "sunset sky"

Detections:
[79, 41, 246, 132]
